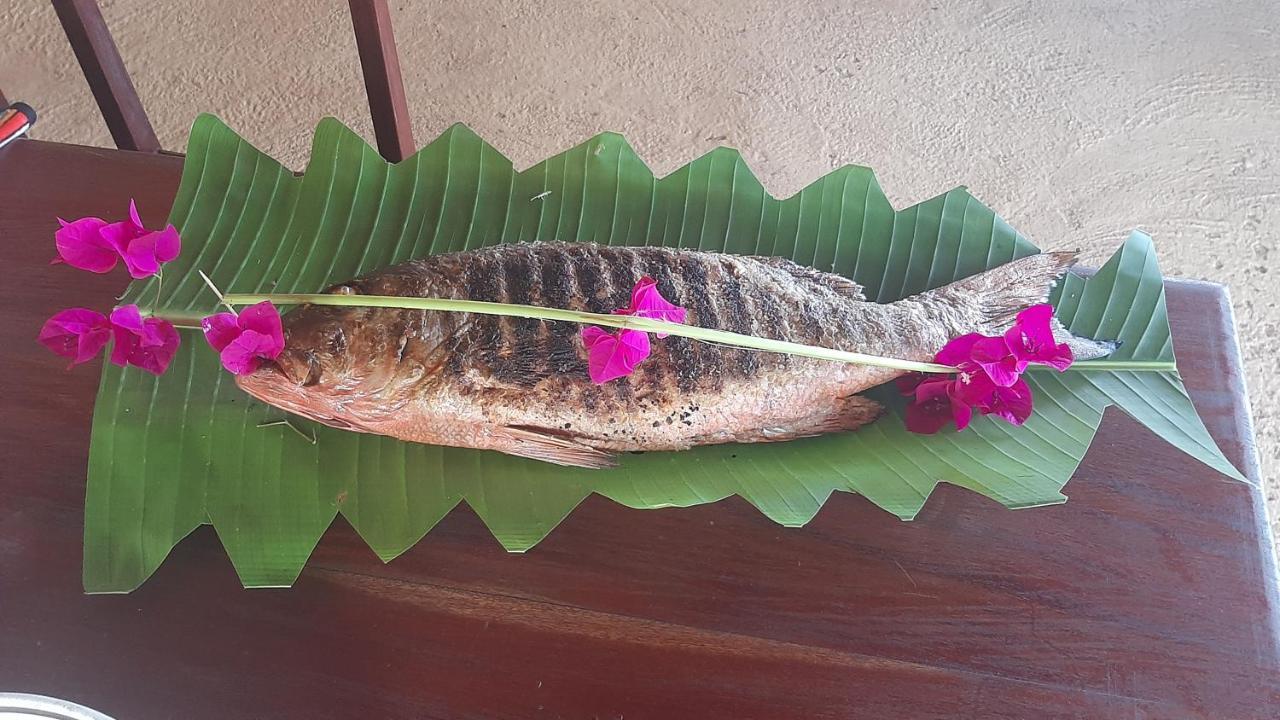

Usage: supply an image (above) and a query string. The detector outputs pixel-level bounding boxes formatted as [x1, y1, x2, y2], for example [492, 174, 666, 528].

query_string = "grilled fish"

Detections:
[236, 242, 1109, 468]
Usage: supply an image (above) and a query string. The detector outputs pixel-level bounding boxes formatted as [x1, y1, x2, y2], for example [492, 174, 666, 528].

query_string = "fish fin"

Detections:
[924, 252, 1116, 356]
[494, 425, 618, 469]
[931, 251, 1078, 328]
[753, 256, 866, 300]
[1051, 319, 1117, 361]
[748, 394, 885, 442]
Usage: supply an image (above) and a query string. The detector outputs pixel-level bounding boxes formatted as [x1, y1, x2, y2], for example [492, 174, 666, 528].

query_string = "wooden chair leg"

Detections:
[348, 0, 415, 162]
[51, 0, 161, 152]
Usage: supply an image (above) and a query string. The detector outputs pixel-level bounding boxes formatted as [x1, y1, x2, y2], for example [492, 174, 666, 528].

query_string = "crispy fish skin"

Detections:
[237, 243, 1084, 468]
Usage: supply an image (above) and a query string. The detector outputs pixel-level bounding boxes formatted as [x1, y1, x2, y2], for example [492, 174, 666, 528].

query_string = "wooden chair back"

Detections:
[49, 0, 415, 161]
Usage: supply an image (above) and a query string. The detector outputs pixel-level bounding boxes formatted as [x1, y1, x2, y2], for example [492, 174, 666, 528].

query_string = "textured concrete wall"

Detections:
[3, 0, 1277, 531]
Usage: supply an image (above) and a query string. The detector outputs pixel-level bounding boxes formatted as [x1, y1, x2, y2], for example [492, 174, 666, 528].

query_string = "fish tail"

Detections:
[933, 251, 1078, 329]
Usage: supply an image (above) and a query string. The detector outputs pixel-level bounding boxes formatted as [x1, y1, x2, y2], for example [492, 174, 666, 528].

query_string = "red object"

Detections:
[1, 139, 1277, 719]
[0, 102, 36, 148]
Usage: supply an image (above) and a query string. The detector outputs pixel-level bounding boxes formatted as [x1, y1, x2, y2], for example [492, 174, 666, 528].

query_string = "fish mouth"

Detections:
[234, 360, 305, 408]
[234, 359, 360, 432]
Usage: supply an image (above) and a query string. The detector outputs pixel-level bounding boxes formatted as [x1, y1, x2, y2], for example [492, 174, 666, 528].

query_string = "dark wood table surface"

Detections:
[2, 138, 1277, 720]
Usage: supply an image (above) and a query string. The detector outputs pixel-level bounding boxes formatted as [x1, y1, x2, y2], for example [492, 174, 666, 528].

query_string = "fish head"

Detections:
[234, 303, 402, 432]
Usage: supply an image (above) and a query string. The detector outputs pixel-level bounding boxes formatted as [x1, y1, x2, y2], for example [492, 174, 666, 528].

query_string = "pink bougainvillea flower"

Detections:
[897, 374, 974, 434]
[108, 304, 181, 375]
[37, 308, 113, 367]
[52, 217, 116, 273]
[98, 200, 182, 279]
[902, 303, 1075, 433]
[614, 276, 687, 336]
[581, 326, 651, 384]
[200, 301, 286, 376]
[1004, 303, 1073, 372]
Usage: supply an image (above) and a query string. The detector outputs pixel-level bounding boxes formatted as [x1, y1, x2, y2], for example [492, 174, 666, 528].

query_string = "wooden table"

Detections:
[2, 138, 1277, 720]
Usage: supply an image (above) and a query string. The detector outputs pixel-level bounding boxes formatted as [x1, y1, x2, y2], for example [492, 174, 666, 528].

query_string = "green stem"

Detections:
[148, 295, 1180, 376]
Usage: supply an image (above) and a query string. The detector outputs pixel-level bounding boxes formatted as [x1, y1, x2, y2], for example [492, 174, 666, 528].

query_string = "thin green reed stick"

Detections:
[165, 292, 1172, 375]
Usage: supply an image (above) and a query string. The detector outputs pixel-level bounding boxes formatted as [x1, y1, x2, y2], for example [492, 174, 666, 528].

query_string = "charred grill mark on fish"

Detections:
[716, 261, 761, 376]
[461, 251, 502, 377]
[603, 246, 638, 310]
[680, 253, 731, 389]
[493, 247, 546, 387]
[538, 245, 585, 376]
[569, 244, 609, 313]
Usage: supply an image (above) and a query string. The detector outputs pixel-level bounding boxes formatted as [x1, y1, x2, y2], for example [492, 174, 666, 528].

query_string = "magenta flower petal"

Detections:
[108, 328, 138, 367]
[614, 276, 687, 336]
[581, 326, 611, 347]
[120, 235, 165, 278]
[54, 217, 117, 273]
[108, 304, 145, 332]
[951, 394, 975, 431]
[971, 335, 1022, 386]
[934, 333, 983, 366]
[237, 301, 285, 353]
[582, 326, 651, 384]
[895, 372, 926, 396]
[219, 330, 279, 375]
[904, 399, 952, 434]
[128, 318, 181, 375]
[951, 366, 997, 406]
[905, 378, 964, 434]
[1039, 349, 1074, 372]
[1005, 303, 1074, 371]
[151, 225, 181, 263]
[975, 377, 1035, 426]
[128, 199, 143, 228]
[38, 308, 113, 367]
[99, 218, 144, 250]
[108, 305, 144, 367]
[201, 313, 241, 352]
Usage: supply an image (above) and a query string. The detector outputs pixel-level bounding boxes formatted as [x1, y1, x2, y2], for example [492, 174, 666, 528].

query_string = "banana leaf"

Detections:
[82, 114, 1243, 592]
